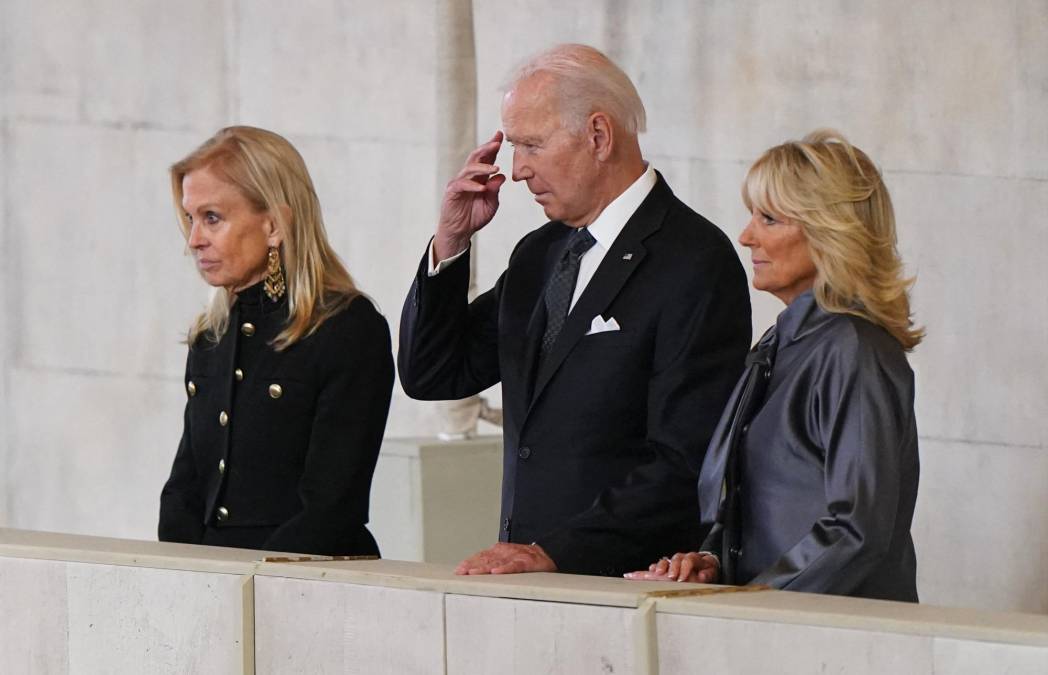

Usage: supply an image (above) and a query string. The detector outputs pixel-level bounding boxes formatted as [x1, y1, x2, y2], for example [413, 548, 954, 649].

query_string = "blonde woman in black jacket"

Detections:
[159, 126, 393, 556]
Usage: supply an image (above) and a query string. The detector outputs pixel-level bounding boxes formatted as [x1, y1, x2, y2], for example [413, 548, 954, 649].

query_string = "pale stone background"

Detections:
[1, 0, 1045, 612]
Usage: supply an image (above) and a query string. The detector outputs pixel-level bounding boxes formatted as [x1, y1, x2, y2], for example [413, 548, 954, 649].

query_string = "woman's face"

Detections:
[182, 166, 280, 292]
[739, 209, 817, 305]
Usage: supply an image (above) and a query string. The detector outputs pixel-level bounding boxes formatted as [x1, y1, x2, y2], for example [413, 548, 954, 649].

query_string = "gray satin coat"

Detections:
[698, 291, 919, 601]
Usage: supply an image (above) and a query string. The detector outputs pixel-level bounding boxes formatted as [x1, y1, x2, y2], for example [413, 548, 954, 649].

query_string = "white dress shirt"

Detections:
[565, 164, 656, 311]
[429, 164, 657, 315]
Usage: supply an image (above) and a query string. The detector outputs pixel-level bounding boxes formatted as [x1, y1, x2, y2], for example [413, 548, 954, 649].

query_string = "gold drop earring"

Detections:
[264, 247, 286, 301]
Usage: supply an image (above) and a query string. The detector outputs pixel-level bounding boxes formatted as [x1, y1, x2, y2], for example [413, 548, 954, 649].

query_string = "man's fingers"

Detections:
[455, 559, 482, 575]
[471, 130, 502, 155]
[456, 162, 500, 181]
[466, 556, 495, 574]
[490, 554, 527, 574]
[466, 131, 504, 164]
[445, 175, 505, 205]
[490, 560, 523, 575]
[447, 179, 490, 195]
[455, 546, 498, 575]
[464, 145, 495, 165]
[486, 173, 507, 191]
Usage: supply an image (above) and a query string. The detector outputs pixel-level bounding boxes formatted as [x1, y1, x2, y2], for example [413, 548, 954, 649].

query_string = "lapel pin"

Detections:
[622, 253, 633, 261]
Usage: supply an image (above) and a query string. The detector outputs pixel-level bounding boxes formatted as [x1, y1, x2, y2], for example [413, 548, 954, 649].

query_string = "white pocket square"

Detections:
[586, 315, 621, 335]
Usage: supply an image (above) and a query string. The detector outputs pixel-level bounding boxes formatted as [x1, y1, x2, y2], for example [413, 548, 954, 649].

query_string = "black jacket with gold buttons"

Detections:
[159, 281, 394, 556]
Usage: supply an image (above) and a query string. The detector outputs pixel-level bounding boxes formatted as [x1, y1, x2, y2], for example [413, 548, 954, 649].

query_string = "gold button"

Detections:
[240, 322, 255, 337]
[217, 506, 229, 522]
[235, 368, 244, 381]
[187, 381, 196, 397]
[219, 411, 229, 426]
[269, 384, 283, 399]
[218, 459, 226, 474]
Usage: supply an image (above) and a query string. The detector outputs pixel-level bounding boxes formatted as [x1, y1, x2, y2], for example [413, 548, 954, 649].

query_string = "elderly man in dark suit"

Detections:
[399, 44, 751, 576]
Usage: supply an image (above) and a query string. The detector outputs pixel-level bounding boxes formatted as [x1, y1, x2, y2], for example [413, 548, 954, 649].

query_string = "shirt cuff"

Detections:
[427, 239, 469, 277]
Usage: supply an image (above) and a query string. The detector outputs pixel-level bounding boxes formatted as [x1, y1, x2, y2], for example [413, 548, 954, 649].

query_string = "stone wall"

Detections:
[0, 0, 449, 538]
[2, 1, 1045, 612]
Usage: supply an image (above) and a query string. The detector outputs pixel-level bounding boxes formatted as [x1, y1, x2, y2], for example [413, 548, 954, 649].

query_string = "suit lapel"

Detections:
[527, 176, 673, 412]
[503, 226, 571, 415]
[521, 235, 564, 403]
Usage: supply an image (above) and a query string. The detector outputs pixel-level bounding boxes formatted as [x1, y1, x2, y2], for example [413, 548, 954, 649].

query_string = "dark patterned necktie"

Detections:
[540, 227, 597, 358]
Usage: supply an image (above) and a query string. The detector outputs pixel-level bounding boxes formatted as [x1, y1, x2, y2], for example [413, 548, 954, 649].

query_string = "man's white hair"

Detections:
[503, 43, 647, 135]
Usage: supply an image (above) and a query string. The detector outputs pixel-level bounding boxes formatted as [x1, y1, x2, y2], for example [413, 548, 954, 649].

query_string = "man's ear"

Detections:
[588, 112, 615, 162]
[266, 204, 291, 248]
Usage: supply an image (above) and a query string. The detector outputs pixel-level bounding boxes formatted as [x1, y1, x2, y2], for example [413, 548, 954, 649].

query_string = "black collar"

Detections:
[234, 280, 288, 318]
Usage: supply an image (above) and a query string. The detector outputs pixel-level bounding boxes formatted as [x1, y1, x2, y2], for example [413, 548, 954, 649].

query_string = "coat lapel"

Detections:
[520, 236, 564, 404]
[527, 176, 672, 412]
[502, 226, 571, 416]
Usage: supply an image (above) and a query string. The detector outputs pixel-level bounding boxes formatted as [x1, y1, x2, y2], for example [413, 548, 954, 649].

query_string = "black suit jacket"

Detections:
[399, 175, 751, 575]
[159, 283, 394, 556]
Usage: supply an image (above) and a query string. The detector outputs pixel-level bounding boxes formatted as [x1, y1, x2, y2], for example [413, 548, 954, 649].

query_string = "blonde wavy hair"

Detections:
[171, 126, 359, 350]
[743, 129, 923, 350]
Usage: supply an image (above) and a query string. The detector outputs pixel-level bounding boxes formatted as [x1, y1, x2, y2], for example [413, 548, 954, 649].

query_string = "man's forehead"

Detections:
[502, 115, 556, 145]
[502, 80, 560, 138]
[502, 127, 545, 144]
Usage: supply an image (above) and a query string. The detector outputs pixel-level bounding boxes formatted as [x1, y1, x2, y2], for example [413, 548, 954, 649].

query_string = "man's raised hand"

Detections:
[434, 131, 507, 262]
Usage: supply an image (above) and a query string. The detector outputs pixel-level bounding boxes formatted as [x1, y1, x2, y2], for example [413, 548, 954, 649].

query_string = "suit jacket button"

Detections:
[186, 381, 197, 397]
[219, 411, 229, 426]
[240, 322, 256, 337]
[235, 368, 244, 381]
[741, 424, 750, 435]
[218, 459, 226, 474]
[217, 506, 229, 522]
[518, 446, 531, 459]
[502, 518, 510, 531]
[269, 384, 283, 399]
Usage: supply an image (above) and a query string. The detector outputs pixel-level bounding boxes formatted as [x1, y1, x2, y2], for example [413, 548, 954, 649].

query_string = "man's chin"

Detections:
[538, 203, 562, 222]
[534, 200, 579, 225]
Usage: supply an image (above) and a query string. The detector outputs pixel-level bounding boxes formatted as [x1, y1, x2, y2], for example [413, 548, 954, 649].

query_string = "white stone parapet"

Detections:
[2, 528, 1047, 674]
